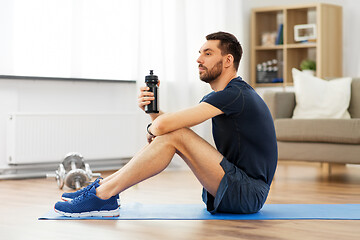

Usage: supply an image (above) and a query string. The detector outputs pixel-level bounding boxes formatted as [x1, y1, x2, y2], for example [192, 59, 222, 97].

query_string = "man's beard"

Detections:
[199, 60, 223, 83]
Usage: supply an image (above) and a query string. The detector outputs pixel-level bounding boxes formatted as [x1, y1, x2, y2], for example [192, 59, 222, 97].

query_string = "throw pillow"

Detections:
[292, 68, 352, 119]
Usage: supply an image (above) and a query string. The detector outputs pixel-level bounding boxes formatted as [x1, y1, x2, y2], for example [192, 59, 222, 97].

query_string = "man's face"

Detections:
[197, 40, 224, 83]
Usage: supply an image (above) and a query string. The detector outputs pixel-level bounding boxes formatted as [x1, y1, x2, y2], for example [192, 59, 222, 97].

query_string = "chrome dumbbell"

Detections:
[47, 152, 101, 189]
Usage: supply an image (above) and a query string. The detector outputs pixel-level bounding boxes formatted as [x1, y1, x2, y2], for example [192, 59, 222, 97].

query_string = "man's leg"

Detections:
[96, 128, 224, 199]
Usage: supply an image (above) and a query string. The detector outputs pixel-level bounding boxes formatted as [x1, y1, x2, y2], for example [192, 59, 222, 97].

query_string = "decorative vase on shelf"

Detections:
[300, 59, 316, 76]
[302, 70, 315, 76]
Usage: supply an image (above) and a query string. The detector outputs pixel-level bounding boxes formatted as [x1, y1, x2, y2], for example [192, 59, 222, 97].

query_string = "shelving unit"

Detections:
[250, 3, 342, 87]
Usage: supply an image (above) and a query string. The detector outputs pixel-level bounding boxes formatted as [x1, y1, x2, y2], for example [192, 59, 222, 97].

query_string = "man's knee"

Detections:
[153, 128, 194, 146]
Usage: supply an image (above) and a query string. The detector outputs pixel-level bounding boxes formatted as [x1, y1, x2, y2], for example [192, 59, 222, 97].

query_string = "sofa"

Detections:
[263, 78, 360, 166]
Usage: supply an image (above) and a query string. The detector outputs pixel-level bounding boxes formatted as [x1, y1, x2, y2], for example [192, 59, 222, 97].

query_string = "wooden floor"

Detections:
[1, 161, 360, 240]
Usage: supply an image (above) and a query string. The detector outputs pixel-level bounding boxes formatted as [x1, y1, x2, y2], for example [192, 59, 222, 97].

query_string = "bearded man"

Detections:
[54, 32, 278, 217]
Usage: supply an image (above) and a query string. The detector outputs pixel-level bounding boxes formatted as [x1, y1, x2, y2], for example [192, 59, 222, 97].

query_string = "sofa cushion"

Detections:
[275, 119, 360, 144]
[292, 68, 352, 119]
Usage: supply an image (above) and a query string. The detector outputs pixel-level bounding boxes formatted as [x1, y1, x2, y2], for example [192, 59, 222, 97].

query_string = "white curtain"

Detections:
[342, 0, 360, 77]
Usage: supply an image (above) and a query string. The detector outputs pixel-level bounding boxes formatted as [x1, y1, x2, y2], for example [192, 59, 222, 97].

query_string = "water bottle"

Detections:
[145, 70, 159, 113]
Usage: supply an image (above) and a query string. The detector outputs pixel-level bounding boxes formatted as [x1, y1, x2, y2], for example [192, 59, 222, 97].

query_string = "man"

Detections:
[54, 32, 278, 217]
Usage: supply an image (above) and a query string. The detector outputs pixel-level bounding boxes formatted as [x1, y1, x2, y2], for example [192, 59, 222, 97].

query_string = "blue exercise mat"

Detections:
[39, 203, 360, 220]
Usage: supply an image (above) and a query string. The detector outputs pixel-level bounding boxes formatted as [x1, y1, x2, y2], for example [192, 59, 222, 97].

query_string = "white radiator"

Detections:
[7, 113, 140, 164]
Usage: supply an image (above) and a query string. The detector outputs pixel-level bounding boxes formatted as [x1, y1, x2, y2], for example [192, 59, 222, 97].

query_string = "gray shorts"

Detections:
[202, 157, 270, 214]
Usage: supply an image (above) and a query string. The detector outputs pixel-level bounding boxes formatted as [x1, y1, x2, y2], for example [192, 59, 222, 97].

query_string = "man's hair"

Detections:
[206, 32, 242, 71]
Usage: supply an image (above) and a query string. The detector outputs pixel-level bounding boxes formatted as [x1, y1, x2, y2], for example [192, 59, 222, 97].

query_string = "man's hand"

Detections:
[147, 133, 155, 144]
[138, 80, 160, 112]
[138, 82, 164, 122]
[138, 86, 155, 112]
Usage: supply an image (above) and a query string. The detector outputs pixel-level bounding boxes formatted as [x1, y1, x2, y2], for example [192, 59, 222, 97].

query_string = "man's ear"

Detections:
[224, 54, 234, 68]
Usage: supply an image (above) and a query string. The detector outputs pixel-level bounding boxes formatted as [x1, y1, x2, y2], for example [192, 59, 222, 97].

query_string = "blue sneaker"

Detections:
[54, 186, 120, 217]
[61, 177, 102, 201]
[61, 177, 121, 206]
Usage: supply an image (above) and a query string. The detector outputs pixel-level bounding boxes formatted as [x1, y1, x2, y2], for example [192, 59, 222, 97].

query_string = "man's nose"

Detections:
[197, 56, 203, 64]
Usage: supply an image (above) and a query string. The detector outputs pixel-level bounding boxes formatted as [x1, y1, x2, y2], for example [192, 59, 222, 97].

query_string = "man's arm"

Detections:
[149, 102, 223, 136]
[148, 110, 164, 122]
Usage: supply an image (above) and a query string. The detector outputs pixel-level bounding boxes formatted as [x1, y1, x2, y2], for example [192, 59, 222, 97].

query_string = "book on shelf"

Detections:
[276, 24, 283, 45]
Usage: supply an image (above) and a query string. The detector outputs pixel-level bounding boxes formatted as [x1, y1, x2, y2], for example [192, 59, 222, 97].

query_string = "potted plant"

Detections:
[300, 59, 316, 76]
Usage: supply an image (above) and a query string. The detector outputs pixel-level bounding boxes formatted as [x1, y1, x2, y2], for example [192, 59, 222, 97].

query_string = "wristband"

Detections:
[147, 123, 156, 137]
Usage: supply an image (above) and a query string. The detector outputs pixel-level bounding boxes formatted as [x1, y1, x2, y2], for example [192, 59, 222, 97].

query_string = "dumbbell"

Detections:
[47, 152, 101, 189]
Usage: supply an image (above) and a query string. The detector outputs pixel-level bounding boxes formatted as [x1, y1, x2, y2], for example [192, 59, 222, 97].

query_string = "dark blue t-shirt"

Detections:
[201, 77, 277, 185]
